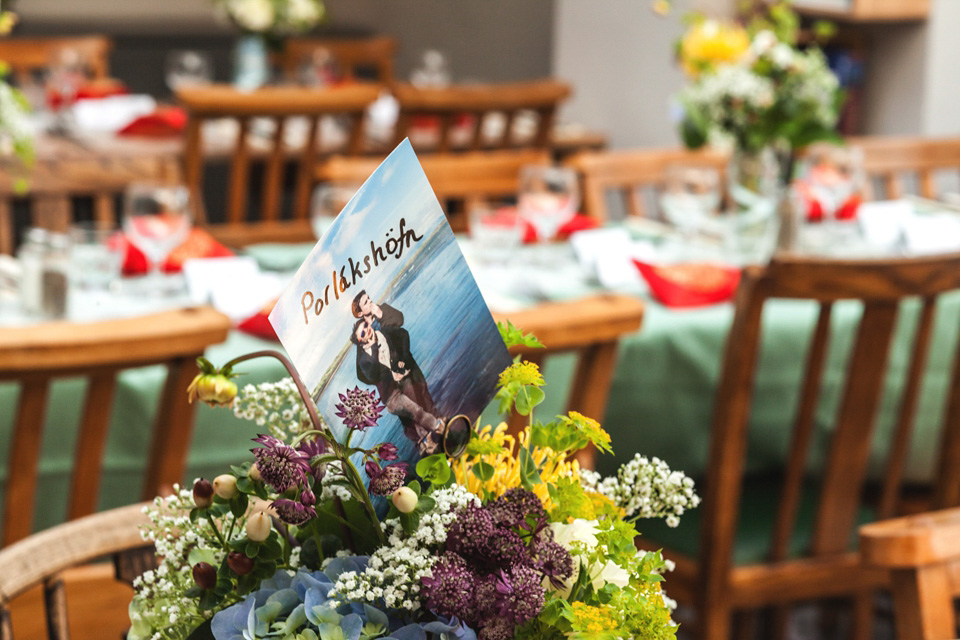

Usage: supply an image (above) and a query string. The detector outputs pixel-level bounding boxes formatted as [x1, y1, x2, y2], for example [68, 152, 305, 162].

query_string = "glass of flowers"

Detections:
[128, 324, 700, 640]
[673, 2, 844, 255]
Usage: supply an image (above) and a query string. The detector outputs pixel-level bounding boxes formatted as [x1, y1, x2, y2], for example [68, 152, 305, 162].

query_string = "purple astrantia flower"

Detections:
[445, 503, 495, 560]
[252, 434, 311, 492]
[421, 552, 476, 617]
[376, 442, 399, 461]
[490, 565, 544, 624]
[297, 437, 328, 482]
[299, 489, 316, 506]
[366, 461, 408, 496]
[532, 538, 574, 590]
[272, 498, 316, 525]
[487, 488, 547, 532]
[335, 386, 384, 431]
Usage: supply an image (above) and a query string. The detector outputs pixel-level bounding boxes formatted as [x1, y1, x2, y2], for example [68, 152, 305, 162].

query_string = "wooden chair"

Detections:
[491, 294, 644, 469]
[389, 79, 572, 154]
[175, 83, 382, 247]
[850, 135, 960, 201]
[317, 149, 551, 232]
[0, 503, 153, 640]
[275, 35, 398, 83]
[564, 147, 729, 223]
[0, 36, 113, 86]
[860, 506, 960, 640]
[635, 252, 960, 640]
[0, 307, 230, 547]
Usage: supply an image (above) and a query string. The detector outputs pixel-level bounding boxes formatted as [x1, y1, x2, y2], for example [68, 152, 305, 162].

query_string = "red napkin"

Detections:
[633, 260, 741, 308]
[522, 213, 600, 243]
[47, 82, 129, 109]
[117, 106, 188, 138]
[793, 178, 862, 222]
[117, 228, 234, 275]
[237, 303, 280, 341]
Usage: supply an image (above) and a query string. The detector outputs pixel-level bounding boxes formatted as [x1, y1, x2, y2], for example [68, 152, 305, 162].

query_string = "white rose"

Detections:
[589, 559, 630, 591]
[550, 519, 600, 550]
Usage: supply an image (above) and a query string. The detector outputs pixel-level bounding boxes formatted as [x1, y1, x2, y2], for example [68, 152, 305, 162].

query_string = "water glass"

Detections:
[468, 206, 525, 264]
[69, 222, 125, 290]
[792, 144, 866, 253]
[517, 165, 579, 244]
[123, 184, 192, 294]
[165, 50, 214, 92]
[311, 184, 358, 239]
[660, 164, 723, 238]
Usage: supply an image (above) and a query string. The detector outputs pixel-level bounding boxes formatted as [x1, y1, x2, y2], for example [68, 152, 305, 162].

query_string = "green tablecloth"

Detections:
[3, 244, 958, 540]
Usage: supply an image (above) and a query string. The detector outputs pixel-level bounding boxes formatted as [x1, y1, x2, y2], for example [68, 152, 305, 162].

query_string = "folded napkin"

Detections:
[119, 228, 234, 275]
[117, 106, 188, 137]
[633, 260, 740, 308]
[47, 80, 129, 109]
[793, 180, 862, 222]
[522, 212, 600, 244]
[236, 301, 279, 341]
[71, 94, 157, 133]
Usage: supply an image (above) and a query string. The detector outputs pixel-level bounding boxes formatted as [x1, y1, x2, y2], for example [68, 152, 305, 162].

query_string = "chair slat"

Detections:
[3, 380, 50, 547]
[227, 117, 252, 224]
[43, 578, 69, 640]
[932, 320, 960, 508]
[183, 119, 206, 223]
[293, 116, 321, 222]
[261, 116, 287, 222]
[0, 199, 12, 256]
[879, 298, 936, 518]
[68, 372, 117, 521]
[813, 301, 899, 555]
[770, 302, 833, 560]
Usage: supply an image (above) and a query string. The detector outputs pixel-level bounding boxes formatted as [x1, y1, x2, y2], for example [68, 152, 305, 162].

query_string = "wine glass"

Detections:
[311, 183, 358, 239]
[517, 165, 580, 245]
[659, 164, 723, 245]
[122, 184, 192, 294]
[165, 50, 214, 93]
[46, 45, 87, 134]
[792, 144, 866, 253]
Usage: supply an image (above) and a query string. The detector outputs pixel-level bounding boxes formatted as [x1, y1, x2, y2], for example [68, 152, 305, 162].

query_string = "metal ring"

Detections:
[441, 413, 473, 458]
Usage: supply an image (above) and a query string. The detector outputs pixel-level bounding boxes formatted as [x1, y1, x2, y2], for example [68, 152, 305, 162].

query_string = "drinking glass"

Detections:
[311, 184, 358, 239]
[659, 164, 723, 247]
[122, 184, 192, 294]
[69, 222, 126, 291]
[46, 45, 87, 133]
[165, 50, 214, 92]
[517, 165, 579, 244]
[792, 144, 866, 253]
[468, 205, 525, 264]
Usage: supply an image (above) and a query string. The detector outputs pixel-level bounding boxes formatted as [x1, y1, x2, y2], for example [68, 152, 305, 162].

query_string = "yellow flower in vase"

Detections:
[678, 18, 750, 76]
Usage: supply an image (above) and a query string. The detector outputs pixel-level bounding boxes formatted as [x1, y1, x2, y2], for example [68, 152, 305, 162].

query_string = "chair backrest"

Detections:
[850, 135, 960, 201]
[275, 35, 398, 83]
[316, 149, 551, 232]
[390, 79, 571, 154]
[564, 147, 729, 223]
[0, 307, 230, 547]
[0, 502, 152, 640]
[860, 506, 960, 640]
[175, 83, 382, 247]
[0, 36, 112, 86]
[701, 252, 960, 601]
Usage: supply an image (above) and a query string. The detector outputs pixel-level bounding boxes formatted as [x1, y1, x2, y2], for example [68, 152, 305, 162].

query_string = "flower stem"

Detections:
[342, 456, 387, 546]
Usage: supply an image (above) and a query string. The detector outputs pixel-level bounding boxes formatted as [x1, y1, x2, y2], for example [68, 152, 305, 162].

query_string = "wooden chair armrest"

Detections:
[860, 507, 960, 569]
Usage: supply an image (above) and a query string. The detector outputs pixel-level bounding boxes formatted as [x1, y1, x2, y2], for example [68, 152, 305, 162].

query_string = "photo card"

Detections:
[269, 140, 512, 482]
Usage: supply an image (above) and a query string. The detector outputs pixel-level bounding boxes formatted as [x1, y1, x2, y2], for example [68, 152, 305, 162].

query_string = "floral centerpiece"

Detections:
[128, 325, 700, 640]
[675, 3, 842, 204]
[0, 3, 33, 172]
[212, 0, 325, 43]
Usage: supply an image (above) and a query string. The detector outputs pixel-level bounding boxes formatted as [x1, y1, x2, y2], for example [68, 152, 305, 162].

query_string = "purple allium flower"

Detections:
[478, 617, 515, 640]
[445, 503, 495, 560]
[377, 442, 399, 461]
[367, 461, 408, 496]
[487, 488, 547, 533]
[335, 386, 384, 431]
[272, 499, 316, 525]
[487, 528, 527, 569]
[491, 565, 544, 624]
[533, 538, 574, 589]
[251, 434, 311, 492]
[421, 552, 476, 616]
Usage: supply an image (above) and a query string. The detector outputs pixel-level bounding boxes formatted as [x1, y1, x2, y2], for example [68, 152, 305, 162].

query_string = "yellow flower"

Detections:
[498, 361, 545, 387]
[571, 602, 618, 634]
[451, 423, 580, 510]
[678, 18, 750, 76]
[567, 411, 612, 452]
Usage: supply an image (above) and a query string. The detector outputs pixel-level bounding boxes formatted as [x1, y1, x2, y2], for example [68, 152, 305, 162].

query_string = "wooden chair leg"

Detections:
[890, 567, 954, 640]
[850, 591, 875, 640]
[701, 604, 734, 640]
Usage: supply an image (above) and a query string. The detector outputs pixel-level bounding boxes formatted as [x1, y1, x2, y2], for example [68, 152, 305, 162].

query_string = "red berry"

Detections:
[192, 562, 217, 590]
[193, 478, 214, 508]
[227, 551, 255, 576]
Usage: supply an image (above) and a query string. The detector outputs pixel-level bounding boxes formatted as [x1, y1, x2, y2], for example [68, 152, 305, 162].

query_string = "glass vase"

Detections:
[234, 33, 270, 90]
[723, 147, 784, 264]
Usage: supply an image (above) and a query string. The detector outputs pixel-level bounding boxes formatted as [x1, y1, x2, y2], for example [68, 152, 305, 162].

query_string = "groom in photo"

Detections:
[351, 315, 444, 455]
[352, 290, 403, 331]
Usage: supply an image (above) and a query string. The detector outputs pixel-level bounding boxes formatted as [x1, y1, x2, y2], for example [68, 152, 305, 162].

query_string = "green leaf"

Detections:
[245, 541, 259, 558]
[471, 461, 495, 482]
[229, 493, 248, 519]
[498, 321, 544, 350]
[415, 454, 451, 485]
[518, 447, 541, 490]
[417, 495, 436, 512]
